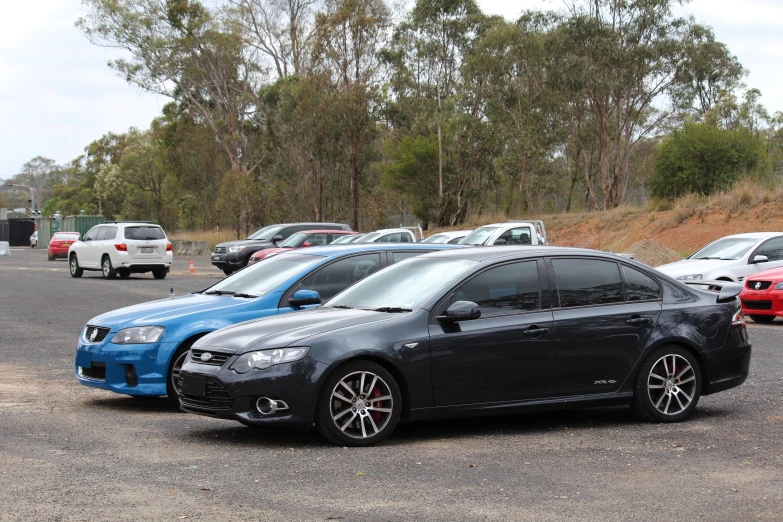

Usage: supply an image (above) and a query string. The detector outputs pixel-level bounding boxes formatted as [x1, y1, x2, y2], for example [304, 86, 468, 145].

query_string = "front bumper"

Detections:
[178, 357, 329, 427]
[740, 287, 783, 316]
[210, 252, 247, 269]
[75, 335, 180, 396]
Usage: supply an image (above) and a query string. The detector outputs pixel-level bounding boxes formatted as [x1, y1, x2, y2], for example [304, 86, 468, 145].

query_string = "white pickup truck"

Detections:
[460, 220, 547, 246]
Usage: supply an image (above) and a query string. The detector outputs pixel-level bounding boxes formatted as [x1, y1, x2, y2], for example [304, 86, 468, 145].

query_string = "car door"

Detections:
[548, 258, 662, 396]
[745, 236, 783, 278]
[79, 226, 102, 267]
[428, 259, 555, 406]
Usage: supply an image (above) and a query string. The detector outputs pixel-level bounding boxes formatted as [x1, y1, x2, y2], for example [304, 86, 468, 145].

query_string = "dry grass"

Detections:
[168, 230, 239, 251]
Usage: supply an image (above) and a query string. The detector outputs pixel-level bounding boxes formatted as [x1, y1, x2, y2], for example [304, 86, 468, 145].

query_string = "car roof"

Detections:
[429, 230, 472, 237]
[721, 232, 783, 239]
[287, 243, 463, 258]
[297, 229, 357, 234]
[419, 245, 629, 262]
[367, 228, 412, 234]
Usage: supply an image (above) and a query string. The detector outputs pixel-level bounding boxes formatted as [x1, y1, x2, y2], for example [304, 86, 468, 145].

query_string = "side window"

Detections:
[399, 234, 412, 243]
[452, 261, 540, 317]
[83, 228, 98, 241]
[105, 227, 118, 241]
[95, 227, 109, 241]
[754, 237, 783, 262]
[448, 237, 463, 244]
[306, 233, 329, 246]
[379, 234, 398, 243]
[552, 259, 624, 308]
[390, 251, 428, 264]
[622, 265, 661, 301]
[298, 253, 382, 301]
[279, 227, 299, 239]
[498, 227, 532, 245]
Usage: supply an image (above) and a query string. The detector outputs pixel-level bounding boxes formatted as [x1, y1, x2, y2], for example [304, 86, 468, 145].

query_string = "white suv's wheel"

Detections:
[102, 256, 117, 279]
[69, 255, 83, 278]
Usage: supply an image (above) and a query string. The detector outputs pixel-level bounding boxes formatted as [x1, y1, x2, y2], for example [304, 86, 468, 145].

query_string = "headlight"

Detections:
[775, 282, 783, 290]
[230, 347, 309, 373]
[676, 274, 702, 280]
[112, 326, 165, 344]
[228, 246, 247, 253]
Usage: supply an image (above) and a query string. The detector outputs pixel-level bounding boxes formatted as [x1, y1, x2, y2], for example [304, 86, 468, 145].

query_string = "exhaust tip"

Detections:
[256, 397, 289, 415]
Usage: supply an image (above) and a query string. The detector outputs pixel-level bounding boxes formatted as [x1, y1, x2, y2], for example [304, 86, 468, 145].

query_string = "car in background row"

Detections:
[739, 266, 783, 323]
[248, 230, 357, 265]
[179, 246, 750, 446]
[30, 230, 38, 247]
[48, 231, 80, 261]
[656, 232, 783, 282]
[460, 220, 547, 246]
[331, 233, 366, 244]
[211, 222, 351, 275]
[75, 243, 460, 404]
[355, 228, 417, 243]
[420, 230, 473, 244]
[69, 222, 172, 280]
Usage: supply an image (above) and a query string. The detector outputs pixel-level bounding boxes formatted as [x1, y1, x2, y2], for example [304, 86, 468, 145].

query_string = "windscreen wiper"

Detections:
[231, 293, 259, 299]
[373, 307, 413, 313]
[203, 290, 236, 295]
[329, 305, 353, 309]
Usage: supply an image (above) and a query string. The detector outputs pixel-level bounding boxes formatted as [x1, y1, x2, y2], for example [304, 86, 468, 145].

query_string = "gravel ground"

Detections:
[1, 248, 782, 521]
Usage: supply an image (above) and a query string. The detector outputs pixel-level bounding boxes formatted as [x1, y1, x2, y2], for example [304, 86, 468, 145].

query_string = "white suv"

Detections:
[68, 222, 173, 280]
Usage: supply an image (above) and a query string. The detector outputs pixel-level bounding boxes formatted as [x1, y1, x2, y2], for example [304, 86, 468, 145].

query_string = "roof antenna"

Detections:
[170, 287, 175, 299]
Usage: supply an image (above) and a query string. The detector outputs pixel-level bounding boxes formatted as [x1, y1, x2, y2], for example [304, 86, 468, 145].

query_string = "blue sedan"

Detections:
[75, 243, 460, 403]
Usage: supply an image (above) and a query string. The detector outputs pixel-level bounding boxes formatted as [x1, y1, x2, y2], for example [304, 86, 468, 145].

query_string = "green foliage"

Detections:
[650, 122, 767, 199]
[380, 135, 440, 222]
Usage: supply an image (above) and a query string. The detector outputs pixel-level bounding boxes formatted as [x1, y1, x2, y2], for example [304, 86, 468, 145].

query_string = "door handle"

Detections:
[523, 327, 550, 336]
[626, 316, 651, 326]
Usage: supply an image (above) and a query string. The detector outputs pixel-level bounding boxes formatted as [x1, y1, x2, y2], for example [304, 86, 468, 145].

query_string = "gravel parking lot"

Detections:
[1, 248, 782, 521]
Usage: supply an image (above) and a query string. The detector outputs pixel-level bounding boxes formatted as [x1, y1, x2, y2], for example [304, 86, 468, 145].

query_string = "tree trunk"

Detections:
[566, 144, 581, 212]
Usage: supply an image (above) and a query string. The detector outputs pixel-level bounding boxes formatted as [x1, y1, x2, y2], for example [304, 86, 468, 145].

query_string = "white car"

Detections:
[68, 222, 173, 280]
[30, 231, 38, 248]
[420, 230, 473, 244]
[656, 232, 783, 283]
[459, 220, 547, 246]
[354, 228, 417, 243]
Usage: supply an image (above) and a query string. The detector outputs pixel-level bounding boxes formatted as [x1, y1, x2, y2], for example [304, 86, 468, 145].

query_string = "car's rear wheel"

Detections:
[102, 256, 117, 279]
[749, 314, 775, 323]
[69, 255, 83, 278]
[633, 345, 701, 423]
[48, 253, 54, 261]
[152, 269, 167, 280]
[316, 361, 401, 446]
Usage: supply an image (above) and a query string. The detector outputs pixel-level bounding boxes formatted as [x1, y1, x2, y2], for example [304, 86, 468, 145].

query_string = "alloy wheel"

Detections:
[103, 260, 111, 277]
[647, 354, 697, 416]
[170, 351, 189, 395]
[330, 371, 394, 440]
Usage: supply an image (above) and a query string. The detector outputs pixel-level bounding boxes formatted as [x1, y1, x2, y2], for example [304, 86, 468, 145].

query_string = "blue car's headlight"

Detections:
[231, 347, 309, 373]
[112, 326, 165, 344]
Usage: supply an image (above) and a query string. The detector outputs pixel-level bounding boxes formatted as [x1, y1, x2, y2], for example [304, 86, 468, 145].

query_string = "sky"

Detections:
[1, 0, 781, 180]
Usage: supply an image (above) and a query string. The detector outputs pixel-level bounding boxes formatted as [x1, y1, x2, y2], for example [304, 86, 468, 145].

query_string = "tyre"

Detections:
[119, 270, 131, 279]
[749, 314, 775, 323]
[166, 347, 191, 407]
[633, 345, 701, 423]
[222, 268, 233, 276]
[315, 360, 401, 446]
[101, 256, 117, 279]
[48, 254, 55, 261]
[69, 255, 83, 278]
[152, 269, 167, 280]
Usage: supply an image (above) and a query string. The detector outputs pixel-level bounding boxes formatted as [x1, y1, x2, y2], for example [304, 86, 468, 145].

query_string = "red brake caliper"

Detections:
[372, 387, 382, 422]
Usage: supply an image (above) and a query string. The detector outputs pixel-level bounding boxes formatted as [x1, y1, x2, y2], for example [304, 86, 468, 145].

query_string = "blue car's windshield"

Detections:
[326, 257, 476, 310]
[206, 254, 321, 296]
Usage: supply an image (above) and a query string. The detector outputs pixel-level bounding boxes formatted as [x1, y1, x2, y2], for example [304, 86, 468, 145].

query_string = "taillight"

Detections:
[114, 243, 127, 252]
[166, 243, 172, 252]
[731, 309, 746, 328]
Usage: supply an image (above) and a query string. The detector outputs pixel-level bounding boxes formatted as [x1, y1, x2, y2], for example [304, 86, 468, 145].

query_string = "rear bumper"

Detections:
[702, 340, 751, 396]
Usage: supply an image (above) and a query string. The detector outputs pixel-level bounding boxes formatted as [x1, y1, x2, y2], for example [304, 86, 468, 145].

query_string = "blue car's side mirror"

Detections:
[289, 289, 321, 307]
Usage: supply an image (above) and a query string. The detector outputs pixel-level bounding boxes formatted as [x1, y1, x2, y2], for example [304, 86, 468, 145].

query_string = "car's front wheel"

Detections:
[69, 255, 83, 278]
[167, 347, 191, 407]
[749, 314, 775, 323]
[633, 345, 701, 423]
[102, 256, 116, 279]
[316, 361, 401, 446]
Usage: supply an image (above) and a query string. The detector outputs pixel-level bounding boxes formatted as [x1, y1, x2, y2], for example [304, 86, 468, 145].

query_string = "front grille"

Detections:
[178, 375, 234, 410]
[214, 247, 227, 254]
[80, 362, 106, 381]
[742, 299, 772, 310]
[84, 325, 110, 343]
[190, 349, 232, 367]
[746, 280, 772, 290]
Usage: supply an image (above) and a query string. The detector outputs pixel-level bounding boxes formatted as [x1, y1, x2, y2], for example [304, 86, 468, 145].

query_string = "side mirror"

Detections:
[494, 239, 507, 245]
[751, 254, 769, 264]
[83, 237, 91, 242]
[436, 301, 481, 323]
[272, 234, 284, 244]
[289, 289, 321, 307]
[302, 242, 311, 247]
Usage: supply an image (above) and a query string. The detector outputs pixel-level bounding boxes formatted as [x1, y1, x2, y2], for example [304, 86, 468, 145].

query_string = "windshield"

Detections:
[460, 226, 499, 246]
[124, 226, 165, 240]
[205, 253, 321, 296]
[247, 225, 284, 241]
[354, 232, 382, 243]
[326, 258, 476, 310]
[53, 232, 80, 240]
[691, 238, 758, 260]
[279, 232, 308, 248]
[421, 234, 450, 244]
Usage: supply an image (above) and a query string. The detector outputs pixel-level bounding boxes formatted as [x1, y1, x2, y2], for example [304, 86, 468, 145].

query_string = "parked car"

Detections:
[247, 230, 357, 265]
[69, 222, 172, 280]
[420, 230, 473, 244]
[354, 228, 417, 243]
[459, 220, 547, 246]
[179, 246, 750, 446]
[656, 232, 783, 282]
[75, 243, 460, 404]
[330, 233, 366, 244]
[738, 267, 783, 323]
[211, 223, 351, 275]
[48, 231, 80, 261]
[30, 230, 37, 248]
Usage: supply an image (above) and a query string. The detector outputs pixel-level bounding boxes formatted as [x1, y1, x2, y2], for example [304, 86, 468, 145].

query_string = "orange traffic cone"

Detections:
[189, 260, 195, 275]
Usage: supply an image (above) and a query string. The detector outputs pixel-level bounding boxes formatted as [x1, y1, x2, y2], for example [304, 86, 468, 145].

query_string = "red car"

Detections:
[247, 230, 356, 265]
[48, 231, 81, 261]
[739, 267, 783, 323]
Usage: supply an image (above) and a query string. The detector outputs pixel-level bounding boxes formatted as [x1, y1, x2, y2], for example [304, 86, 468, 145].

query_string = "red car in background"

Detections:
[247, 229, 356, 265]
[739, 267, 783, 323]
[48, 231, 81, 261]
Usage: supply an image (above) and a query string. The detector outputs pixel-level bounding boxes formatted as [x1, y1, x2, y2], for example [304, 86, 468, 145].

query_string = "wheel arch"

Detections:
[639, 338, 710, 393]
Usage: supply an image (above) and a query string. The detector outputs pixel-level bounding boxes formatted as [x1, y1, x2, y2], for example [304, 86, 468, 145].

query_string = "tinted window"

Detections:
[453, 261, 540, 317]
[124, 226, 165, 240]
[755, 237, 783, 262]
[622, 265, 660, 301]
[447, 237, 464, 244]
[390, 251, 429, 264]
[552, 259, 624, 307]
[208, 253, 321, 296]
[298, 253, 382, 300]
[247, 225, 284, 241]
[53, 232, 80, 240]
[95, 227, 109, 241]
[105, 227, 117, 241]
[306, 233, 329, 246]
[498, 227, 531, 245]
